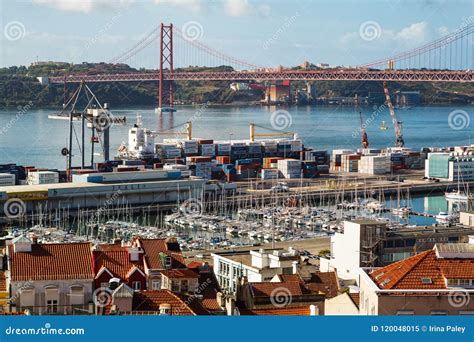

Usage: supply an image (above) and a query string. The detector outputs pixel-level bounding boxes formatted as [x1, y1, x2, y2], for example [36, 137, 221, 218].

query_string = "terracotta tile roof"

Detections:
[0, 272, 6, 292]
[94, 244, 144, 280]
[369, 248, 474, 290]
[277, 274, 304, 283]
[187, 261, 212, 269]
[239, 305, 311, 316]
[161, 269, 199, 279]
[304, 272, 339, 298]
[251, 281, 308, 298]
[9, 242, 94, 281]
[136, 238, 185, 270]
[132, 290, 208, 315]
[348, 293, 360, 308]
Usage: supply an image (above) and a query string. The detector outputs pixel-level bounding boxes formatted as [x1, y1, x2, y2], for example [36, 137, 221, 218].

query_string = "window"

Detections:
[397, 310, 414, 315]
[421, 277, 433, 284]
[165, 256, 172, 269]
[181, 280, 188, 292]
[47, 300, 58, 313]
[431, 310, 447, 315]
[171, 280, 180, 292]
[132, 281, 141, 291]
[152, 280, 161, 290]
[100, 282, 109, 288]
[459, 311, 474, 315]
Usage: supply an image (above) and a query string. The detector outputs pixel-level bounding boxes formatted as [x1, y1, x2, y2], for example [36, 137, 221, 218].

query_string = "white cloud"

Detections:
[32, 0, 134, 13]
[224, 0, 270, 17]
[154, 0, 204, 13]
[394, 22, 429, 44]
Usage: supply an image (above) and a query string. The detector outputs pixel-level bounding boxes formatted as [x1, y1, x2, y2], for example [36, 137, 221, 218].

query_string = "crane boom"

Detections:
[383, 81, 404, 147]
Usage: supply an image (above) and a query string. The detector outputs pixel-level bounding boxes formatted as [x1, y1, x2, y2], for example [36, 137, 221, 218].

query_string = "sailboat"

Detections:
[445, 160, 473, 201]
[379, 121, 388, 131]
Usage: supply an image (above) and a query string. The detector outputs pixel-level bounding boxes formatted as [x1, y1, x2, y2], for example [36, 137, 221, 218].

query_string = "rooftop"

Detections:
[132, 290, 208, 315]
[135, 238, 185, 270]
[9, 242, 94, 281]
[368, 243, 474, 290]
[94, 244, 144, 280]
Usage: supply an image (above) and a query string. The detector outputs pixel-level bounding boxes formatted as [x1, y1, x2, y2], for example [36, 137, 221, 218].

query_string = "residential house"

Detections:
[7, 236, 94, 315]
[358, 243, 474, 315]
[132, 237, 186, 291]
[93, 243, 146, 292]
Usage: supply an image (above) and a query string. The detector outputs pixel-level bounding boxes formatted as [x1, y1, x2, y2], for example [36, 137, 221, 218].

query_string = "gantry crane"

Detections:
[383, 81, 405, 147]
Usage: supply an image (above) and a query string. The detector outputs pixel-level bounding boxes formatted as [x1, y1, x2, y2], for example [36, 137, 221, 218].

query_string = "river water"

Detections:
[1, 104, 473, 225]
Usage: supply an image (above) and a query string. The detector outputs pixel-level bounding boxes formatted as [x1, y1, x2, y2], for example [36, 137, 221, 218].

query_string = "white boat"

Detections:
[445, 190, 473, 202]
[435, 211, 456, 223]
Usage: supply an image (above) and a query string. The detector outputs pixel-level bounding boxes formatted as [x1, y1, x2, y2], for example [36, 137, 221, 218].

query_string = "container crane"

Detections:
[359, 111, 369, 149]
[249, 123, 295, 142]
[383, 81, 405, 147]
[355, 94, 369, 149]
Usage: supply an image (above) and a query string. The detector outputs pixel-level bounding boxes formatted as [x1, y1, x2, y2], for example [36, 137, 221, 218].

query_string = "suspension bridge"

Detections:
[42, 22, 474, 111]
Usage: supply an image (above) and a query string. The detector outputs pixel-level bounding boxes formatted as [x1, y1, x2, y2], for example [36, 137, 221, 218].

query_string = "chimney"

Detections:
[292, 261, 298, 274]
[225, 296, 236, 316]
[310, 304, 318, 316]
[31, 235, 38, 244]
[216, 292, 224, 308]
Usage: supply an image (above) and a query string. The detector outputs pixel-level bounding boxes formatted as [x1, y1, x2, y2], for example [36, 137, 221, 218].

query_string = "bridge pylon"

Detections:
[156, 23, 176, 114]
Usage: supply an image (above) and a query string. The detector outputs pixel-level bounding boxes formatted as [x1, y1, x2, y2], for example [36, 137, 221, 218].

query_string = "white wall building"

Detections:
[211, 248, 300, 293]
[320, 220, 387, 281]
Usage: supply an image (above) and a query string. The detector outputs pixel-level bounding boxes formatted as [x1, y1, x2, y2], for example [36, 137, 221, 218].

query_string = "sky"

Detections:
[0, 0, 473, 69]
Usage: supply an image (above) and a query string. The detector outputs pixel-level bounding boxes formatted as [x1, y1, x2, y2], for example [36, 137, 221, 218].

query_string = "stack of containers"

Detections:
[341, 154, 361, 173]
[231, 143, 248, 159]
[332, 149, 354, 171]
[304, 150, 330, 165]
[0, 164, 26, 185]
[0, 173, 15, 186]
[235, 159, 257, 179]
[301, 161, 319, 178]
[263, 157, 282, 169]
[216, 156, 231, 164]
[261, 168, 280, 180]
[200, 143, 216, 157]
[262, 141, 278, 156]
[390, 152, 406, 171]
[188, 156, 213, 179]
[211, 164, 225, 180]
[216, 143, 231, 156]
[359, 155, 391, 174]
[156, 143, 182, 159]
[405, 151, 424, 169]
[277, 141, 292, 157]
[247, 142, 262, 157]
[222, 164, 236, 182]
[182, 140, 199, 156]
[28, 171, 59, 185]
[277, 159, 301, 179]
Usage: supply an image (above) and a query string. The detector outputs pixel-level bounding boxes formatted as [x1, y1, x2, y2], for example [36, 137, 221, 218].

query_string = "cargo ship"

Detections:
[114, 115, 330, 182]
